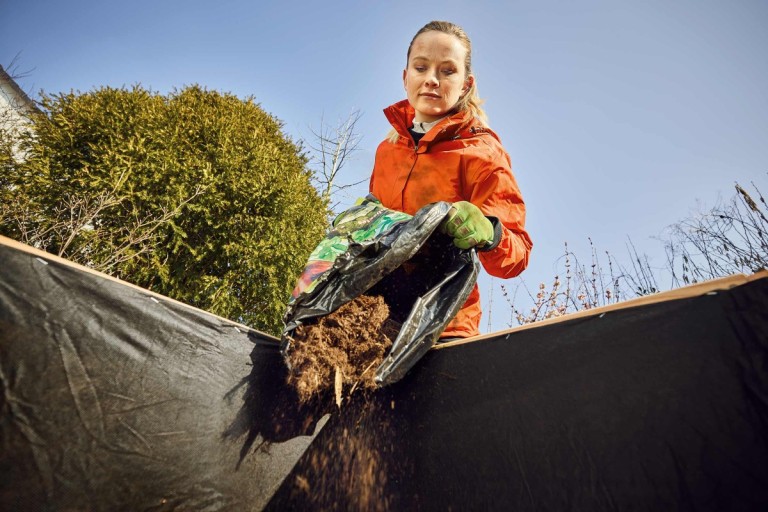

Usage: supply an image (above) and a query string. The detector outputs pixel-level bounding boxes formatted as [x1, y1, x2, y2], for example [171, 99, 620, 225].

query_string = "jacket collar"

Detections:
[383, 99, 476, 146]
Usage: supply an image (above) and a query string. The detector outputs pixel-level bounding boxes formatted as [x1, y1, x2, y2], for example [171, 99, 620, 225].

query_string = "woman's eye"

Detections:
[414, 66, 426, 72]
[442, 69, 455, 76]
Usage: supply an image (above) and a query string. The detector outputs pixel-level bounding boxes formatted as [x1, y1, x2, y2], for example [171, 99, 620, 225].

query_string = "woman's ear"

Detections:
[402, 69, 407, 89]
[463, 74, 475, 95]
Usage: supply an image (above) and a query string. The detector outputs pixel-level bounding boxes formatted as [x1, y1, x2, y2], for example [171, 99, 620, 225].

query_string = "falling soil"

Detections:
[282, 398, 397, 512]
[281, 295, 403, 510]
[285, 294, 401, 404]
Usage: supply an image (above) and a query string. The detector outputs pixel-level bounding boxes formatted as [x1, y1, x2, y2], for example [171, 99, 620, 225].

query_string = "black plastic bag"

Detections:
[282, 197, 479, 385]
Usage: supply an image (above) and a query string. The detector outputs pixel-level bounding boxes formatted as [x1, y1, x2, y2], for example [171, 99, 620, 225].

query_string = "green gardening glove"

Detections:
[442, 201, 494, 250]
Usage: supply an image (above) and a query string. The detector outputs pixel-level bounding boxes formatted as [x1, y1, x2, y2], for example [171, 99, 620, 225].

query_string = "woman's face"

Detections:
[403, 31, 473, 123]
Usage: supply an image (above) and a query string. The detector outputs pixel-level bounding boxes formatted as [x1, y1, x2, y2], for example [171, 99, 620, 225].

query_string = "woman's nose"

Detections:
[425, 73, 439, 87]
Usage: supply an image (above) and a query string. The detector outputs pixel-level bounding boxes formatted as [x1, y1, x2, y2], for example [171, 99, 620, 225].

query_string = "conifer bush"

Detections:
[0, 85, 328, 335]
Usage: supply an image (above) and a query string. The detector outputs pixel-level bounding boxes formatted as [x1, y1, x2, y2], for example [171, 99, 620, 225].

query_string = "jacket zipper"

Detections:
[401, 148, 419, 209]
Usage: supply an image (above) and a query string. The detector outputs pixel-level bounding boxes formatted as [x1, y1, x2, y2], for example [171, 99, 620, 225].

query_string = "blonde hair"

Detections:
[387, 20, 487, 143]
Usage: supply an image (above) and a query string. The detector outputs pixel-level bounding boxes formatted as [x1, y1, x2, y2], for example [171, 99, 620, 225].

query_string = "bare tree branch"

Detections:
[306, 109, 365, 211]
[4, 52, 36, 81]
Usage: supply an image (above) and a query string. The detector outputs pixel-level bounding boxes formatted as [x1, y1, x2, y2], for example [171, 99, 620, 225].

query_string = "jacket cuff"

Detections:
[479, 216, 503, 252]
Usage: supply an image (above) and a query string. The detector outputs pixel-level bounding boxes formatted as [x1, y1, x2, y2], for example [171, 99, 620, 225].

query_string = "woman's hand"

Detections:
[442, 201, 494, 249]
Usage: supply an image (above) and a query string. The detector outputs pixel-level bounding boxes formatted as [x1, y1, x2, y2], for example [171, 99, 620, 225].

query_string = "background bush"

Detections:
[0, 85, 328, 335]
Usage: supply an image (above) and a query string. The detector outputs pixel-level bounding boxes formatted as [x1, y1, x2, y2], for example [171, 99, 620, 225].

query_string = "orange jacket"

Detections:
[370, 100, 532, 338]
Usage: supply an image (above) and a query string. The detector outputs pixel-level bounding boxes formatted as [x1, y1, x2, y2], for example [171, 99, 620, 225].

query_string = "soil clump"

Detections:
[286, 294, 400, 404]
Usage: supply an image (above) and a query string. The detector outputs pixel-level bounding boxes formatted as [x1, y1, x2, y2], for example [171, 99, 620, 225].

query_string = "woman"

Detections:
[369, 20, 533, 338]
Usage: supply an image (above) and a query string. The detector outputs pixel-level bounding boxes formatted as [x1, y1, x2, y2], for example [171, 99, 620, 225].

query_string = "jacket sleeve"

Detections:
[462, 141, 532, 279]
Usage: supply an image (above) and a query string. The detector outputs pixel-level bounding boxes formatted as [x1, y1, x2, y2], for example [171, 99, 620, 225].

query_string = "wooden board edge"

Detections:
[436, 269, 768, 350]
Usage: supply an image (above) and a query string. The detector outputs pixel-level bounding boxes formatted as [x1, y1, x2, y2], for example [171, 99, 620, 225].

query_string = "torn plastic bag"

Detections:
[282, 196, 479, 386]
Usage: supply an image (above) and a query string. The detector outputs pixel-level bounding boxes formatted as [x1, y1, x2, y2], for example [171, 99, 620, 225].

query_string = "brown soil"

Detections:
[285, 294, 400, 404]
[289, 399, 395, 511]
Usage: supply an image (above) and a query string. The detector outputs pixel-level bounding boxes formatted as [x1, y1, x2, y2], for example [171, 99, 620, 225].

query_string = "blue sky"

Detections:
[2, 0, 767, 332]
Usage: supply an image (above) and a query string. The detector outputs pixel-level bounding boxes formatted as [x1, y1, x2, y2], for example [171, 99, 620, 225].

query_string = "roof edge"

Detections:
[0, 65, 39, 114]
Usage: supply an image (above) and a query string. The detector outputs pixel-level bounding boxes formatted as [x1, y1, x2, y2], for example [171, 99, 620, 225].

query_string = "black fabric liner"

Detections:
[266, 277, 768, 511]
[2, 237, 767, 511]
[0, 243, 327, 511]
